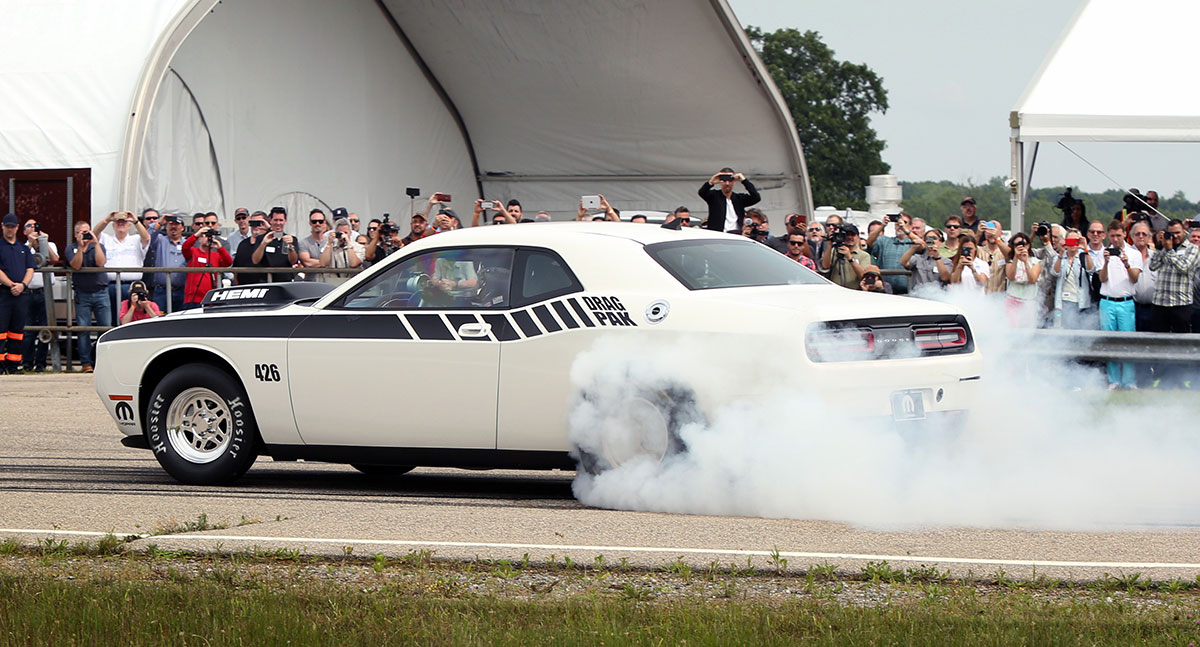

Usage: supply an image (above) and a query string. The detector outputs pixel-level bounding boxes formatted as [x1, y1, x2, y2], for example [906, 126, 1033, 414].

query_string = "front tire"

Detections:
[145, 363, 260, 485]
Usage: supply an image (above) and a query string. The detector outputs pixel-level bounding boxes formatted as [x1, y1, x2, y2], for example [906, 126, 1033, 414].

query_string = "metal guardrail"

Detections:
[1022, 329, 1200, 364]
[16, 266, 1200, 371]
[23, 265, 364, 371]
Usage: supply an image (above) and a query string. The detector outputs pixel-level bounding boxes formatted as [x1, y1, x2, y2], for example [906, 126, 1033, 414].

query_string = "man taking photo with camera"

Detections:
[820, 223, 871, 290]
[251, 206, 298, 282]
[699, 168, 761, 233]
[365, 215, 405, 263]
[93, 209, 150, 323]
[118, 280, 161, 324]
[182, 221, 233, 308]
[64, 220, 109, 373]
[319, 217, 364, 285]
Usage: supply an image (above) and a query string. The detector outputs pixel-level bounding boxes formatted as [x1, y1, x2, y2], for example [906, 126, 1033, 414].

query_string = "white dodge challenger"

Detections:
[95, 223, 982, 485]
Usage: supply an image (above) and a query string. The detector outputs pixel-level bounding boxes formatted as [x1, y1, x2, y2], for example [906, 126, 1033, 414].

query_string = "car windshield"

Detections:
[645, 239, 827, 290]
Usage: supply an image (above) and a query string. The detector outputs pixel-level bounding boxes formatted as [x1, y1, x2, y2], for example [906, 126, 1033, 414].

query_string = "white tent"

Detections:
[0, 0, 811, 238]
[1008, 0, 1200, 229]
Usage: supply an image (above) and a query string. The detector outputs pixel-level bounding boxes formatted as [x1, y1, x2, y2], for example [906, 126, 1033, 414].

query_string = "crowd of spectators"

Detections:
[2, 173, 1198, 383]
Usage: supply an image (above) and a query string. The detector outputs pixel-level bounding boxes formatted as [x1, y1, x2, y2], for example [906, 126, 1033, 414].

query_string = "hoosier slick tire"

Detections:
[145, 363, 261, 485]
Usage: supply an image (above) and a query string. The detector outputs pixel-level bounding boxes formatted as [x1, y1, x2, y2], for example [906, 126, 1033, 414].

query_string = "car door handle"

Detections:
[458, 322, 492, 338]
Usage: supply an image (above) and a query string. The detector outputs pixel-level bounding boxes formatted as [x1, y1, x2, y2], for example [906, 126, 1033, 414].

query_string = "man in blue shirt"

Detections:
[0, 213, 36, 374]
[63, 220, 109, 373]
[144, 214, 188, 313]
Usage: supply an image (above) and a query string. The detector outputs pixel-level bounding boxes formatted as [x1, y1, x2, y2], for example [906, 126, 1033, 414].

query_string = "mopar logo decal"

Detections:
[209, 287, 270, 302]
[114, 401, 135, 424]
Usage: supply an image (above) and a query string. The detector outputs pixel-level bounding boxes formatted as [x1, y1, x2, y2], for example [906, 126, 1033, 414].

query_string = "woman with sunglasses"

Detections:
[948, 234, 988, 294]
[1003, 232, 1042, 326]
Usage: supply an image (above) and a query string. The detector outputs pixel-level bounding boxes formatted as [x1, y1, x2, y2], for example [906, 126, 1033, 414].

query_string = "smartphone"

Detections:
[433, 193, 451, 202]
[480, 200, 497, 210]
[718, 173, 735, 182]
[1064, 238, 1079, 248]
[581, 195, 601, 209]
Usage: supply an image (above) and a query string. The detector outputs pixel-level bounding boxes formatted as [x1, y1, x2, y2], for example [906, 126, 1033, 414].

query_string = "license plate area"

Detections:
[891, 389, 926, 421]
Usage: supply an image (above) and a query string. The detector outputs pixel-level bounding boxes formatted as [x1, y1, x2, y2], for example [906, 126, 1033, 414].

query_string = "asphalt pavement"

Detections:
[2, 374, 1199, 582]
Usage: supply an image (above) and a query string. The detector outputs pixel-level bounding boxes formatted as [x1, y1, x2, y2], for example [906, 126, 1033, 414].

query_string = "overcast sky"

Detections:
[729, 0, 1198, 202]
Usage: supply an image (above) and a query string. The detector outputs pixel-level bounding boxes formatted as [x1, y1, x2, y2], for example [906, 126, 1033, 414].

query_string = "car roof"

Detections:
[402, 221, 734, 251]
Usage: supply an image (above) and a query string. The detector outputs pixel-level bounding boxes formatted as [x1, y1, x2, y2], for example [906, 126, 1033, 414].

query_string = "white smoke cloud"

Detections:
[568, 291, 1200, 530]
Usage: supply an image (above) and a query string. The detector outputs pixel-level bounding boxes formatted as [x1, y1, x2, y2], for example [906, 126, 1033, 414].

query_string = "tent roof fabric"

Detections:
[1012, 0, 1200, 142]
[0, 0, 811, 223]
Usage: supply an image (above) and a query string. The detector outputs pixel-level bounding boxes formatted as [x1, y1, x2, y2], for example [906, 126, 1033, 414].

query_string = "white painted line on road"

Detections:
[0, 529, 143, 538]
[4, 528, 1195, 570]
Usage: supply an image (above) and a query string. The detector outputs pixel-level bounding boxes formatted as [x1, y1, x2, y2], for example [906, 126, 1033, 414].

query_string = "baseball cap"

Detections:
[233, 207, 249, 216]
[2, 213, 19, 226]
[411, 213, 426, 222]
[961, 197, 976, 205]
[841, 223, 860, 236]
[332, 207, 348, 220]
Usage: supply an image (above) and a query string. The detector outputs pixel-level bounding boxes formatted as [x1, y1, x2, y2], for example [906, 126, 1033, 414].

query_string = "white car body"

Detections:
[95, 223, 982, 481]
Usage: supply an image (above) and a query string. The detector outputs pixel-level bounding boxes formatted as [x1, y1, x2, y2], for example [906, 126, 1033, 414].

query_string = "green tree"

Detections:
[746, 27, 890, 210]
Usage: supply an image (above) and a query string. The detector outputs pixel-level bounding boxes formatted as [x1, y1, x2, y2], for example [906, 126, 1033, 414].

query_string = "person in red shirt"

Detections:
[118, 280, 162, 324]
[182, 226, 232, 308]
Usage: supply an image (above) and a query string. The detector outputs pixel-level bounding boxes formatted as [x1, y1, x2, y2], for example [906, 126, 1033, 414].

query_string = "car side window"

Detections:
[337, 248, 514, 310]
[512, 250, 582, 307]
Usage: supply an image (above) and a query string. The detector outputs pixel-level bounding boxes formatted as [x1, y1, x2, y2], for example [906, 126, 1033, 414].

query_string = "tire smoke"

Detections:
[568, 292, 1200, 529]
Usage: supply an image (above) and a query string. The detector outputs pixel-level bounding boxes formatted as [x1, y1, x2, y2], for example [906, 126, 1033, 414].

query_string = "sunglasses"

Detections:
[787, 240, 805, 245]
[349, 218, 360, 223]
[310, 219, 325, 224]
[143, 216, 159, 221]
[235, 215, 248, 220]
[945, 225, 961, 229]
[1088, 230, 1104, 235]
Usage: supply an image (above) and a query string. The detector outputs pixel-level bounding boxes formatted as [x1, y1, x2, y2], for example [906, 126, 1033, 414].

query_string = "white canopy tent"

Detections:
[1, 0, 812, 237]
[1008, 0, 1200, 230]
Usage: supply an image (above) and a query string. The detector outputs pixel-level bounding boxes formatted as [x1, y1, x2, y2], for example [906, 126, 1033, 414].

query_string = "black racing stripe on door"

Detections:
[568, 298, 595, 327]
[482, 314, 518, 341]
[511, 310, 542, 338]
[552, 300, 579, 329]
[446, 314, 487, 342]
[98, 315, 308, 343]
[291, 313, 411, 339]
[404, 314, 455, 340]
[532, 305, 562, 333]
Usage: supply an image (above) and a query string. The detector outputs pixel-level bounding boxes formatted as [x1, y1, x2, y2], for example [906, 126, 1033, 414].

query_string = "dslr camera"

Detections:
[1105, 246, 1123, 258]
[130, 283, 149, 301]
[378, 214, 399, 237]
[829, 224, 851, 248]
[1054, 187, 1078, 214]
[1034, 222, 1050, 237]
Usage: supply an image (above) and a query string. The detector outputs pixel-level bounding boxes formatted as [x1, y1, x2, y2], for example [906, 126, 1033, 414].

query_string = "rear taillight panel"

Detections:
[806, 315, 974, 362]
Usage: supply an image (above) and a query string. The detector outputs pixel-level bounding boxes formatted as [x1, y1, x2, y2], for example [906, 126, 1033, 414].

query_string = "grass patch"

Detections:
[0, 568, 1198, 646]
[152, 513, 227, 536]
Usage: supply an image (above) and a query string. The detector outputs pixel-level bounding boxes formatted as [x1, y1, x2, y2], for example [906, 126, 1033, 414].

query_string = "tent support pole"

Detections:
[1009, 129, 1023, 233]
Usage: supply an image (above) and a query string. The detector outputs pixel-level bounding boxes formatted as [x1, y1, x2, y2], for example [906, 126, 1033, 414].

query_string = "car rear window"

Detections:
[645, 239, 827, 290]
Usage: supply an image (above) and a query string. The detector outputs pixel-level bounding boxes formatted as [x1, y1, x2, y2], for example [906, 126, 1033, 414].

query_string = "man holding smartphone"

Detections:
[699, 167, 760, 233]
[865, 212, 918, 294]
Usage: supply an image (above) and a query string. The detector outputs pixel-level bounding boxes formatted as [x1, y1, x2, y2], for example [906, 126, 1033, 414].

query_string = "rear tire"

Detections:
[145, 363, 260, 485]
[575, 385, 699, 476]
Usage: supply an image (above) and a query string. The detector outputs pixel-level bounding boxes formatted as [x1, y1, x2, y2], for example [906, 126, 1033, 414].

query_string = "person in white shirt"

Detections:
[21, 219, 59, 372]
[1098, 219, 1144, 389]
[92, 210, 149, 323]
[948, 235, 989, 294]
